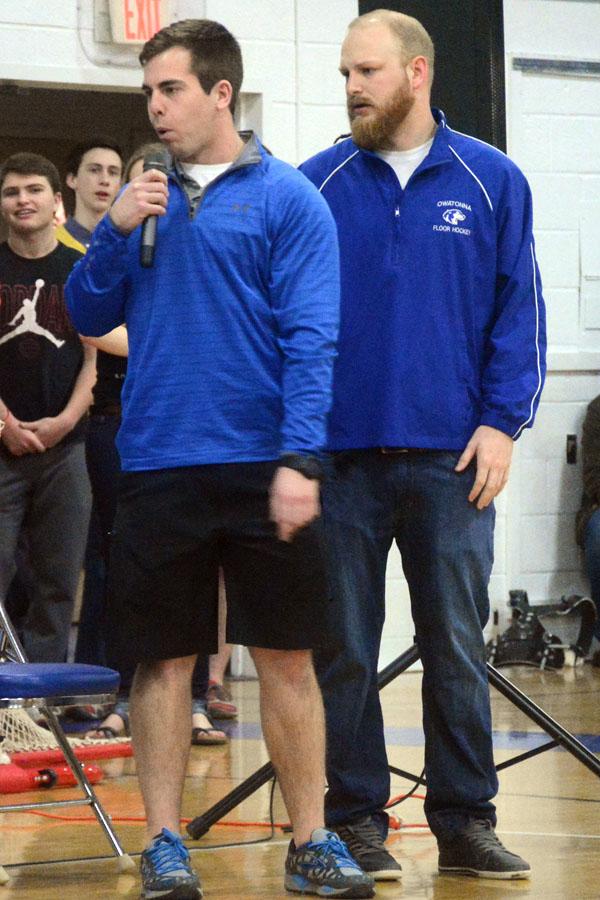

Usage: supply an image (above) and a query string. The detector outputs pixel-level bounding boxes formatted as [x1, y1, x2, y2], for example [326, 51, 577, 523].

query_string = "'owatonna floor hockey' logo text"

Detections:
[433, 200, 472, 236]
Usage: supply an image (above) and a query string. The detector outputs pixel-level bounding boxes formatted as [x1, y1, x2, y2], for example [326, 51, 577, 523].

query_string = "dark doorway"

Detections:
[0, 83, 155, 237]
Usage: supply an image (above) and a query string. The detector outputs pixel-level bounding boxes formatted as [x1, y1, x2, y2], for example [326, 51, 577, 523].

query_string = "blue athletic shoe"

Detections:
[284, 827, 375, 898]
[140, 828, 202, 899]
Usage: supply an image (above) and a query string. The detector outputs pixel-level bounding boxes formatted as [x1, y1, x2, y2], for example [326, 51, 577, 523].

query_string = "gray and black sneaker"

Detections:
[140, 828, 202, 899]
[438, 819, 531, 880]
[336, 816, 402, 880]
[285, 827, 375, 898]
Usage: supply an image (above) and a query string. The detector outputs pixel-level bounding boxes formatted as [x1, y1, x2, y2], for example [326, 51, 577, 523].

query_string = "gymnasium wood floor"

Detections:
[1, 664, 599, 899]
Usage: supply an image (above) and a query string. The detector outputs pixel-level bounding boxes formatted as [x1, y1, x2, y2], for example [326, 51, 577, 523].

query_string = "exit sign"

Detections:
[109, 0, 175, 45]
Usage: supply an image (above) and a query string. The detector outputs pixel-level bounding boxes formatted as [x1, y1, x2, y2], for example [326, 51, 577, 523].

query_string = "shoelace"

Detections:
[340, 819, 385, 858]
[146, 836, 189, 875]
[306, 833, 363, 873]
[462, 821, 512, 856]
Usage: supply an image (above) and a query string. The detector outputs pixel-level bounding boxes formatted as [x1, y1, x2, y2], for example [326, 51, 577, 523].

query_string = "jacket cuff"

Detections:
[479, 411, 519, 440]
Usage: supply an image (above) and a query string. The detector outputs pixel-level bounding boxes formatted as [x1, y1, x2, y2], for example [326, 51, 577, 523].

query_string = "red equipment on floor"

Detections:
[0, 761, 103, 794]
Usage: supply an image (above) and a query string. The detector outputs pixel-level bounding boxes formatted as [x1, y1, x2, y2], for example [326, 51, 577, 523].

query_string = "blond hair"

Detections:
[348, 9, 435, 83]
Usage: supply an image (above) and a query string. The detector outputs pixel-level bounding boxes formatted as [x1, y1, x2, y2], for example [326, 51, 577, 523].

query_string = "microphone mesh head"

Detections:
[142, 148, 170, 174]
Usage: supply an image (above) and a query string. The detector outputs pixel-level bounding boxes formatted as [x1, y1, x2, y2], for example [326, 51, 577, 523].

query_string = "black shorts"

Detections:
[107, 461, 332, 664]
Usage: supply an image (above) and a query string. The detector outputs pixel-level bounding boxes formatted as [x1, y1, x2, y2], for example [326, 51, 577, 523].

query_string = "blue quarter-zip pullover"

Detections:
[66, 135, 340, 471]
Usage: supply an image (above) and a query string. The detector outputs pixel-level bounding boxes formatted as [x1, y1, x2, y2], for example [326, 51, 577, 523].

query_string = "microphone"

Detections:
[140, 148, 170, 268]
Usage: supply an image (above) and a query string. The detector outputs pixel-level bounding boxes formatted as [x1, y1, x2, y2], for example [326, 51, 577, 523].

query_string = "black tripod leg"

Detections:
[377, 644, 420, 688]
[187, 761, 275, 839]
[186, 644, 423, 840]
[187, 644, 600, 841]
[487, 663, 600, 777]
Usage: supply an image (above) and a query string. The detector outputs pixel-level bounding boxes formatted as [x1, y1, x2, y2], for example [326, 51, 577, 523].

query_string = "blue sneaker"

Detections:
[285, 828, 375, 897]
[140, 828, 202, 899]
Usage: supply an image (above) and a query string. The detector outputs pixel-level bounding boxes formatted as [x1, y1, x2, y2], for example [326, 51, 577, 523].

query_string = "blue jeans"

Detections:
[584, 508, 600, 640]
[317, 450, 498, 841]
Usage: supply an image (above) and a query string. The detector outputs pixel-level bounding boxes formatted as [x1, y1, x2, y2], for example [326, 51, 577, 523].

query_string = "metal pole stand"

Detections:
[186, 643, 600, 840]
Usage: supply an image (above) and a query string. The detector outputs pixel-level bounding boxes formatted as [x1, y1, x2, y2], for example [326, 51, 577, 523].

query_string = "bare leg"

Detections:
[209, 571, 233, 684]
[130, 655, 197, 843]
[250, 647, 326, 847]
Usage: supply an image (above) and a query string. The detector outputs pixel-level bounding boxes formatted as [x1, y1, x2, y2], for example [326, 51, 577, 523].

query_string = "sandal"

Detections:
[191, 725, 228, 745]
[191, 710, 227, 746]
[85, 706, 129, 741]
[87, 725, 123, 740]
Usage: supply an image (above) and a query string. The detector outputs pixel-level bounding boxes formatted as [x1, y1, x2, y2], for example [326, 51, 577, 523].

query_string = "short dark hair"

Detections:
[139, 19, 243, 117]
[65, 137, 124, 178]
[0, 152, 61, 195]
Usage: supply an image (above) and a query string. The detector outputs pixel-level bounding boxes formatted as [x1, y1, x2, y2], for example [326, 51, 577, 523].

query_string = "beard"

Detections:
[348, 83, 415, 151]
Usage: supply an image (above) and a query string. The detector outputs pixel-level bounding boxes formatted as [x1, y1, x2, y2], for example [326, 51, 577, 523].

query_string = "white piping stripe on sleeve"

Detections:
[512, 242, 543, 439]
[318, 151, 360, 193]
[448, 146, 494, 212]
[448, 127, 509, 159]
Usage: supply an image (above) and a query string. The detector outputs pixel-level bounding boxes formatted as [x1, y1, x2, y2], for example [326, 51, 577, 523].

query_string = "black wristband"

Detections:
[279, 453, 324, 481]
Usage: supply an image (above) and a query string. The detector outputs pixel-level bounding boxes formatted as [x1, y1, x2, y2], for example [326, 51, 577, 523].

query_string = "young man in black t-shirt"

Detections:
[0, 153, 96, 662]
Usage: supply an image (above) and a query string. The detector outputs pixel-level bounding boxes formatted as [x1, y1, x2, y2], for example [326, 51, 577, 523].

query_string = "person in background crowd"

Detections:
[301, 8, 546, 883]
[52, 138, 125, 728]
[0, 152, 95, 663]
[6, 139, 123, 674]
[56, 137, 123, 253]
[576, 395, 600, 666]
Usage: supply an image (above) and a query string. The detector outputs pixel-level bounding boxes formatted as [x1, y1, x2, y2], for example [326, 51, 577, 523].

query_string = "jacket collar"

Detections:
[171, 131, 263, 188]
[351, 107, 453, 172]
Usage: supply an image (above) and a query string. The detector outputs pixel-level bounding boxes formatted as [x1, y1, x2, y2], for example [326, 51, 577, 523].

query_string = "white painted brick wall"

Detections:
[505, 0, 600, 58]
[205, 0, 295, 41]
[0, 1, 77, 27]
[502, 2, 600, 641]
[0, 0, 355, 163]
[542, 289, 580, 348]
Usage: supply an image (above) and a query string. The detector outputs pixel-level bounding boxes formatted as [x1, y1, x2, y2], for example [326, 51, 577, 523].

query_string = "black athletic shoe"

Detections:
[285, 827, 375, 897]
[336, 816, 402, 880]
[438, 819, 531, 880]
[140, 828, 202, 899]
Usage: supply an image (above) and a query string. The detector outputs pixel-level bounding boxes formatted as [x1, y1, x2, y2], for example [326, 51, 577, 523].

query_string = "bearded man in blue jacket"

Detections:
[66, 18, 375, 900]
[300, 9, 546, 883]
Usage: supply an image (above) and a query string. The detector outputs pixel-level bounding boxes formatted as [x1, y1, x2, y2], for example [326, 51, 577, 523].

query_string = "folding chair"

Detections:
[0, 601, 134, 884]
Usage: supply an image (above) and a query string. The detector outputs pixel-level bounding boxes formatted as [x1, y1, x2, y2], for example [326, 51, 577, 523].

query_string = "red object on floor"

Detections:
[0, 762, 103, 793]
[11, 742, 133, 766]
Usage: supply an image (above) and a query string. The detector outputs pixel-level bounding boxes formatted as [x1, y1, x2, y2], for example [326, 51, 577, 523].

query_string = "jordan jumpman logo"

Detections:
[0, 279, 65, 348]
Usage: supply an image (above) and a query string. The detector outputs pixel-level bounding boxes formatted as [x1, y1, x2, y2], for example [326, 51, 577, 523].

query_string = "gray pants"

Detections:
[0, 441, 92, 662]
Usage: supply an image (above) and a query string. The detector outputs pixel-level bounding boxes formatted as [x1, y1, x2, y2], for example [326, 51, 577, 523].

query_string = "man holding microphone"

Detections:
[66, 17, 373, 900]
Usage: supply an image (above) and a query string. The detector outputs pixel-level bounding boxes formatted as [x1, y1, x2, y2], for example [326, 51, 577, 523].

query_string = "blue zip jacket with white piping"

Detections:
[66, 135, 340, 471]
[299, 109, 546, 451]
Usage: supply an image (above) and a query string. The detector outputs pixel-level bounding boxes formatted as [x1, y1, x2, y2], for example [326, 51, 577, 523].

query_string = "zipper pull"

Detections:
[395, 206, 400, 217]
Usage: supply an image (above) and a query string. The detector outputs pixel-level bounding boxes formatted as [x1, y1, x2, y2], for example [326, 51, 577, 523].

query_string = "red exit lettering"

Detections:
[124, 0, 162, 42]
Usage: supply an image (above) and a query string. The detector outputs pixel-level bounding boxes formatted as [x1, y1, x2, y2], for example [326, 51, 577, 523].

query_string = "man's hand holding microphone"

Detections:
[109, 150, 170, 267]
